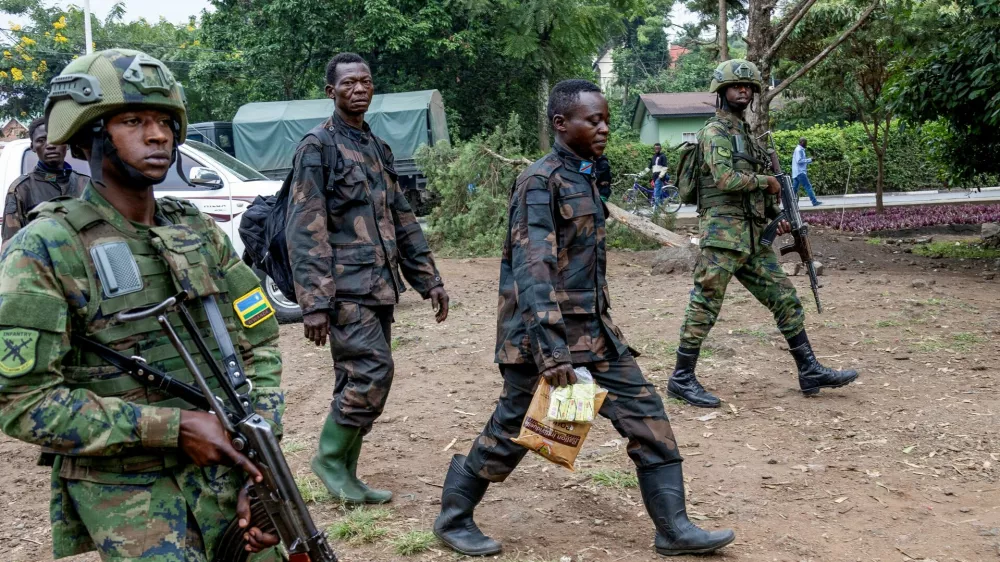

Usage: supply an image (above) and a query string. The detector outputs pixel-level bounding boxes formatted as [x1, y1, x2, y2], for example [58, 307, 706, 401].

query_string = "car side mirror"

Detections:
[189, 166, 223, 188]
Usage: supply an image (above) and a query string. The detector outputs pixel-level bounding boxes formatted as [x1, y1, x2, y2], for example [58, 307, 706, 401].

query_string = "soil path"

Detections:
[2, 233, 999, 562]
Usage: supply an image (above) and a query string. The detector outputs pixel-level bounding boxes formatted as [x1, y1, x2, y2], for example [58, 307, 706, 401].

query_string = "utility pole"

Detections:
[84, 0, 93, 54]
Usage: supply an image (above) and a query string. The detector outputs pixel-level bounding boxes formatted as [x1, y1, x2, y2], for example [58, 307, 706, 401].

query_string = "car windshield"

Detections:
[185, 140, 267, 181]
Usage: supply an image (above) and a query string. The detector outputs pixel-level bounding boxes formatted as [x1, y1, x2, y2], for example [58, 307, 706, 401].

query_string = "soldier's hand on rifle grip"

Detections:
[303, 311, 330, 347]
[237, 480, 280, 553]
[179, 411, 263, 483]
[777, 220, 791, 236]
[429, 286, 449, 323]
[765, 176, 781, 195]
[541, 363, 577, 388]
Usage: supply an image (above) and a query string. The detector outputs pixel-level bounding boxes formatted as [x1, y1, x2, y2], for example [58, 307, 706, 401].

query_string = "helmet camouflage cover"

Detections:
[709, 59, 763, 94]
[44, 48, 187, 145]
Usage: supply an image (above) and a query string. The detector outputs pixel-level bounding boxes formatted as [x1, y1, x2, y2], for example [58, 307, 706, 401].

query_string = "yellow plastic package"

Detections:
[511, 368, 608, 471]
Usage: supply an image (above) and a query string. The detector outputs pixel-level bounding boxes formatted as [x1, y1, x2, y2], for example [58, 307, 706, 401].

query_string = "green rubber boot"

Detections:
[311, 415, 367, 504]
[348, 436, 393, 504]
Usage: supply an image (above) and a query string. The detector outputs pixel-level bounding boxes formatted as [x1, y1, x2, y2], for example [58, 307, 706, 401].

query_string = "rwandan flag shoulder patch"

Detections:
[233, 288, 275, 328]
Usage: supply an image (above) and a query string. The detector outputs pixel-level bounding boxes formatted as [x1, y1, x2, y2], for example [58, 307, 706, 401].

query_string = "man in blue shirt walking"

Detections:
[792, 137, 821, 206]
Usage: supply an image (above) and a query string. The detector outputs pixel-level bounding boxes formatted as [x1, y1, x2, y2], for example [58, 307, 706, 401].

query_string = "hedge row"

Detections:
[606, 120, 993, 197]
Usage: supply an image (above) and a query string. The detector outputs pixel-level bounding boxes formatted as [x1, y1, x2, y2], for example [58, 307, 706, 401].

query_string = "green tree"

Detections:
[890, 0, 1000, 182]
[0, 0, 208, 120]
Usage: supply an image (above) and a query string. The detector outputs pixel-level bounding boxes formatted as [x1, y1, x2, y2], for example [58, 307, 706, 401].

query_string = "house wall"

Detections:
[639, 113, 659, 145]
[657, 116, 711, 147]
[594, 50, 616, 91]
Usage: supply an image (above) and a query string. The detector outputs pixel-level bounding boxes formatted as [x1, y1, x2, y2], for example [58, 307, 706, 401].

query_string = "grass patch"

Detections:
[732, 327, 769, 342]
[913, 240, 1000, 259]
[391, 337, 403, 351]
[822, 320, 841, 329]
[866, 237, 883, 246]
[281, 439, 309, 457]
[295, 474, 333, 504]
[874, 319, 901, 328]
[391, 530, 437, 555]
[952, 332, 985, 348]
[590, 469, 639, 489]
[327, 507, 393, 544]
[925, 298, 944, 306]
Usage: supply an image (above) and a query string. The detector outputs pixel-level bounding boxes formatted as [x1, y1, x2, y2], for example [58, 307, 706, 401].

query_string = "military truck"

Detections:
[229, 89, 450, 215]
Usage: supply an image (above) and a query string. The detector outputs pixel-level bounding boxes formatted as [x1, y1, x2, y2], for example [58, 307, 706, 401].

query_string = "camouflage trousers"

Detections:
[465, 352, 683, 483]
[679, 246, 805, 349]
[329, 302, 394, 433]
[54, 458, 279, 561]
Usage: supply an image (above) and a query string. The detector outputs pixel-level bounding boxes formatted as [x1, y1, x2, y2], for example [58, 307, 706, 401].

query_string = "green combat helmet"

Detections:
[43, 48, 187, 184]
[709, 59, 763, 93]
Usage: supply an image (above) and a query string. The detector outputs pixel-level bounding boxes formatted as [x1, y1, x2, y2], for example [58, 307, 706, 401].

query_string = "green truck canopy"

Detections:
[233, 90, 449, 176]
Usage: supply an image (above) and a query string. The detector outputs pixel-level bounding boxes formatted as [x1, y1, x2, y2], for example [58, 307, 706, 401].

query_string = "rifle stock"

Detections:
[760, 141, 823, 314]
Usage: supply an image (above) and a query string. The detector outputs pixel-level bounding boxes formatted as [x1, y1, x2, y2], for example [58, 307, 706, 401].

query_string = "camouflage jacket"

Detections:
[285, 112, 442, 314]
[697, 109, 780, 254]
[2, 163, 88, 243]
[0, 184, 283, 476]
[495, 142, 630, 370]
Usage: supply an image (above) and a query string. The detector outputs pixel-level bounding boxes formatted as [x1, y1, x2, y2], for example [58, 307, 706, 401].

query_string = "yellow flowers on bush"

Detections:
[20, 36, 36, 46]
[54, 33, 68, 44]
[11, 67, 24, 81]
[53, 15, 67, 29]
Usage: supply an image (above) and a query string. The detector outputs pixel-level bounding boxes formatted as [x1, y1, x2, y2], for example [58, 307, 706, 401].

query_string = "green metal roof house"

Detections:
[631, 92, 717, 147]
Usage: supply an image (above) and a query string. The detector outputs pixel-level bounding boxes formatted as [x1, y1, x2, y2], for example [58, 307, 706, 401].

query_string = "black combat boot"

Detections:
[433, 455, 502, 556]
[666, 347, 721, 408]
[638, 463, 736, 556]
[787, 331, 859, 395]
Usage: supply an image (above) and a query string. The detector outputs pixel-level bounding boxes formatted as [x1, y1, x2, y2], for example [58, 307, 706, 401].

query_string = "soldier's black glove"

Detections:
[595, 155, 612, 201]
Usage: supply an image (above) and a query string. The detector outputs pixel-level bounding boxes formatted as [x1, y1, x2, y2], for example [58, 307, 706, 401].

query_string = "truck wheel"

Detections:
[253, 268, 302, 323]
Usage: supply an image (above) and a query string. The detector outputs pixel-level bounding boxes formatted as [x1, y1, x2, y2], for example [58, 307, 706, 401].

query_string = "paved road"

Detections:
[671, 186, 1000, 219]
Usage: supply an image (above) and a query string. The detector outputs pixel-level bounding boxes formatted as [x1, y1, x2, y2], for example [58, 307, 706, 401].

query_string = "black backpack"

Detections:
[239, 125, 338, 303]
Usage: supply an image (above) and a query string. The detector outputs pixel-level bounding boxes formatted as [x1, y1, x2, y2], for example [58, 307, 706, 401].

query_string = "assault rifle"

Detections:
[77, 293, 338, 562]
[759, 135, 823, 314]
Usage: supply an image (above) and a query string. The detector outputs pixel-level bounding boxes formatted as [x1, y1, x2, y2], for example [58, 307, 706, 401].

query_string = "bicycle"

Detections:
[621, 172, 682, 214]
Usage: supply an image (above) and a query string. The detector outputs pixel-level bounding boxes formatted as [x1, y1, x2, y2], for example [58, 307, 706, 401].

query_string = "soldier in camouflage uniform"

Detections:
[285, 52, 449, 504]
[667, 59, 858, 408]
[432, 79, 735, 558]
[0, 49, 281, 560]
[2, 117, 89, 242]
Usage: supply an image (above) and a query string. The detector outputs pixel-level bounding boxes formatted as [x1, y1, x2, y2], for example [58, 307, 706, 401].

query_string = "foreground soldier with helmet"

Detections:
[0, 49, 288, 561]
[667, 59, 858, 408]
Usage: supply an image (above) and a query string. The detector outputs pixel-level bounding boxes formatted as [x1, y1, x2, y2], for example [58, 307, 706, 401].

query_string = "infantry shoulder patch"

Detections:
[716, 146, 732, 159]
[233, 288, 275, 328]
[579, 161, 594, 175]
[0, 328, 39, 377]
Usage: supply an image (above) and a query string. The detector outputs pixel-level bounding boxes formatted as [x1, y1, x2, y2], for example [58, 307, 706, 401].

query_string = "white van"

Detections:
[0, 138, 302, 321]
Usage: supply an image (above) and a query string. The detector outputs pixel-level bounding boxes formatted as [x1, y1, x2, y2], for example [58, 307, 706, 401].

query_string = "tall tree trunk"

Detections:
[745, 0, 777, 135]
[718, 0, 729, 61]
[875, 147, 885, 213]
[537, 75, 551, 153]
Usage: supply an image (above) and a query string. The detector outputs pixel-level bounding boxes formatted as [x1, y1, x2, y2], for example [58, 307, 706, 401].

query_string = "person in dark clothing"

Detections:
[431, 79, 736, 559]
[2, 117, 88, 242]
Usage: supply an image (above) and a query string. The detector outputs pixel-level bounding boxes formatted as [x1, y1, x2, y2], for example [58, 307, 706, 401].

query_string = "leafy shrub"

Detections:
[807, 203, 1000, 233]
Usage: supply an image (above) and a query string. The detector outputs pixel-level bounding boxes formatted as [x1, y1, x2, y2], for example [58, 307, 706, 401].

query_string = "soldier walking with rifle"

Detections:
[0, 49, 336, 561]
[667, 59, 859, 409]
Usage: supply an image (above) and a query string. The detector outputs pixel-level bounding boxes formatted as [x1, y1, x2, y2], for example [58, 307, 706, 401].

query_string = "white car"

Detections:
[0, 138, 302, 321]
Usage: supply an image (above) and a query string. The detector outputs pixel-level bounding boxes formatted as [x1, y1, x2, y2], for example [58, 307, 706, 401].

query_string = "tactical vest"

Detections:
[37, 196, 242, 474]
[697, 118, 770, 221]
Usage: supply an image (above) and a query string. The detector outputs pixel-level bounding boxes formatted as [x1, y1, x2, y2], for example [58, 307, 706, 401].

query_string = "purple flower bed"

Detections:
[806, 204, 1000, 233]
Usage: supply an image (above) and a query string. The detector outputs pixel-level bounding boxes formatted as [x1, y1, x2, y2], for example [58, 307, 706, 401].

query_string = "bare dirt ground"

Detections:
[3, 230, 1000, 562]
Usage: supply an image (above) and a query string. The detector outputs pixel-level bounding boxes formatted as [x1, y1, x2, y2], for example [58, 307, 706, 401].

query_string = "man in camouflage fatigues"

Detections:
[667, 59, 858, 409]
[0, 49, 281, 560]
[286, 52, 449, 505]
[432, 80, 735, 559]
[2, 117, 89, 242]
